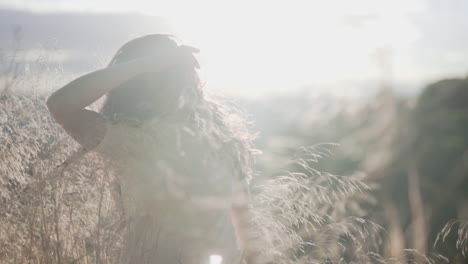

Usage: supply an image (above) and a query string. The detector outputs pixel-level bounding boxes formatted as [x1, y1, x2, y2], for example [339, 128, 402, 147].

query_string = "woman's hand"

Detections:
[140, 45, 200, 73]
[174, 45, 200, 69]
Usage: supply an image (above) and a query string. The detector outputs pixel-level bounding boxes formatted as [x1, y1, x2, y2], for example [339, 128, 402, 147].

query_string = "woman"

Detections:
[47, 34, 261, 264]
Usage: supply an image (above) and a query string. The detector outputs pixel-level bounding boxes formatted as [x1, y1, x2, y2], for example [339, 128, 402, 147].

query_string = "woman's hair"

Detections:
[101, 34, 202, 125]
[100, 34, 257, 183]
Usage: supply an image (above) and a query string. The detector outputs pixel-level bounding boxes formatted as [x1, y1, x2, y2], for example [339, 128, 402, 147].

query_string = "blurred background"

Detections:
[1, 0, 467, 262]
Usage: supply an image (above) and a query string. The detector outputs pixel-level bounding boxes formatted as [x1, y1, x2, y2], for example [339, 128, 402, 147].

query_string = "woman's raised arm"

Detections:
[47, 59, 144, 118]
[46, 46, 199, 150]
[46, 58, 149, 150]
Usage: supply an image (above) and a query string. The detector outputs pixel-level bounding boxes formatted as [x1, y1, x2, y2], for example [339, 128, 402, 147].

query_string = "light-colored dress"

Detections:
[93, 117, 241, 264]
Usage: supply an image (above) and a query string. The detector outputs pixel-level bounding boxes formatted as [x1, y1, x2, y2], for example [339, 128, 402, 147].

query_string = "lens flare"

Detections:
[209, 254, 223, 264]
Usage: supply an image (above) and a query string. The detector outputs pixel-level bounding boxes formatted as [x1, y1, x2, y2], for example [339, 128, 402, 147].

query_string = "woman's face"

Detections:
[107, 70, 184, 122]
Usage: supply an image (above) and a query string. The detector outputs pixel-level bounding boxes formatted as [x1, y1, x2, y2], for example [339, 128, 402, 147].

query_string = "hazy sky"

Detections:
[1, 0, 468, 98]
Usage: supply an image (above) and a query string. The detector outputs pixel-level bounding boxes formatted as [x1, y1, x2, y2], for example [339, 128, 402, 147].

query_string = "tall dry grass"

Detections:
[1, 36, 124, 263]
[0, 93, 126, 264]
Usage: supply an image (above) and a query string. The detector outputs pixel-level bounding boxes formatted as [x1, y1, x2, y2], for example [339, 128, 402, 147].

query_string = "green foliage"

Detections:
[251, 79, 468, 262]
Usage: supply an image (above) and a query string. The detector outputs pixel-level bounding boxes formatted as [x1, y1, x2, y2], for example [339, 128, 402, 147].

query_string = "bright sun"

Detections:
[158, 0, 422, 97]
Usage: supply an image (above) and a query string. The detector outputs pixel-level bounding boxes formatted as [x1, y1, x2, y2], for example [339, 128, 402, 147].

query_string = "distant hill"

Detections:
[0, 9, 171, 71]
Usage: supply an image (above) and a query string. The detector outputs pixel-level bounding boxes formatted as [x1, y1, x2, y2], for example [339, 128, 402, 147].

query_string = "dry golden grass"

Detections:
[0, 93, 125, 264]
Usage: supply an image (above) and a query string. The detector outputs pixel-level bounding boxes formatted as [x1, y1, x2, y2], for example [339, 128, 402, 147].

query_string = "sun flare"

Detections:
[162, 0, 422, 96]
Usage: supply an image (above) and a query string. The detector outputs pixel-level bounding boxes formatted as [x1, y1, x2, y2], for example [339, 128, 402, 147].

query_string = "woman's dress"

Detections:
[93, 117, 241, 264]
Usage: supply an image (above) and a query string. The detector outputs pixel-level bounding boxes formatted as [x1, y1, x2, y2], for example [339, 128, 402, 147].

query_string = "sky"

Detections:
[1, 0, 468, 98]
